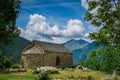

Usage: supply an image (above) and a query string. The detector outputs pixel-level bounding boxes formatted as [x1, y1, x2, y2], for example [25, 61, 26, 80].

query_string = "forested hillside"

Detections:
[5, 37, 30, 63]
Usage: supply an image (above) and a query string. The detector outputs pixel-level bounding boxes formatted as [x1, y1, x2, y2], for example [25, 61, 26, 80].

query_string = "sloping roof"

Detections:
[23, 47, 43, 54]
[32, 40, 72, 53]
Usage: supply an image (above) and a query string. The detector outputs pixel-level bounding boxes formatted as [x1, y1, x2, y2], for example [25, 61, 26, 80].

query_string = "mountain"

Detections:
[5, 37, 30, 63]
[63, 39, 89, 51]
[73, 41, 105, 65]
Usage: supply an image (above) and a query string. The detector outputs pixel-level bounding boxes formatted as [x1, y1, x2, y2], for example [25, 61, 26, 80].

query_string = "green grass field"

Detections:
[0, 69, 106, 80]
[0, 69, 37, 80]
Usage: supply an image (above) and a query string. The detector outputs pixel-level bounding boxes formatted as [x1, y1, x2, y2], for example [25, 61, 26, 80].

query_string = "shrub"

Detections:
[32, 66, 37, 71]
[0, 49, 11, 70]
[37, 72, 50, 80]
[87, 76, 93, 80]
[12, 64, 21, 69]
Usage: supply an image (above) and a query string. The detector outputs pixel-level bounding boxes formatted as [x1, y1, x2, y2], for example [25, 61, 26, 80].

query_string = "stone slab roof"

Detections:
[34, 40, 72, 53]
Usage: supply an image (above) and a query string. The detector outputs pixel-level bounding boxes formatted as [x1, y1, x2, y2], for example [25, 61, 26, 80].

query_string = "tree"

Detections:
[85, 0, 120, 74]
[0, 0, 21, 70]
[0, 0, 21, 45]
[100, 45, 120, 74]
[85, 49, 101, 70]
[85, 0, 120, 45]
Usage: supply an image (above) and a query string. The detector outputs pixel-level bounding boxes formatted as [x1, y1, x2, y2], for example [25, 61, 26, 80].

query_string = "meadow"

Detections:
[0, 68, 106, 80]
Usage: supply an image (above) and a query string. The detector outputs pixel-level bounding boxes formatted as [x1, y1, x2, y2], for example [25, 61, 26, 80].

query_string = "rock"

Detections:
[82, 67, 90, 72]
[76, 65, 82, 70]
[17, 68, 27, 72]
[40, 66, 58, 72]
[32, 68, 41, 74]
[33, 66, 58, 74]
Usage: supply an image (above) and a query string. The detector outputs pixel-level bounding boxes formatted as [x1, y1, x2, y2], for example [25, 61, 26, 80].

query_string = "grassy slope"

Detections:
[0, 69, 37, 80]
[50, 70, 106, 80]
[0, 69, 106, 80]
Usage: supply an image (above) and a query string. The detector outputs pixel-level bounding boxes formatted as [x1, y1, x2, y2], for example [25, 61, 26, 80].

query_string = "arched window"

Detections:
[56, 56, 61, 65]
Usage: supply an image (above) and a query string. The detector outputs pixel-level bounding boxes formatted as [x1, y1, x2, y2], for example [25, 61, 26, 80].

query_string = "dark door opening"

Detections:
[56, 56, 61, 65]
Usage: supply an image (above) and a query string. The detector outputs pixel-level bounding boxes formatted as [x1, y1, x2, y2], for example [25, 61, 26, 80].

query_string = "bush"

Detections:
[12, 64, 21, 69]
[0, 49, 11, 70]
[37, 72, 50, 80]
[32, 66, 37, 71]
[87, 76, 93, 80]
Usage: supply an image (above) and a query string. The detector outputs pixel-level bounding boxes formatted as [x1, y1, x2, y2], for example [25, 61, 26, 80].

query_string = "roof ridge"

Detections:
[32, 40, 72, 53]
[33, 40, 61, 45]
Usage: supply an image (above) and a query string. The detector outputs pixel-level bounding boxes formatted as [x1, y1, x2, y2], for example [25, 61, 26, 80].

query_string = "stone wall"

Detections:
[44, 52, 73, 68]
[22, 54, 44, 68]
[22, 52, 73, 68]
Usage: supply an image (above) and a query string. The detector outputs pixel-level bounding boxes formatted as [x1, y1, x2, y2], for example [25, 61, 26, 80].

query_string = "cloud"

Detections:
[81, 0, 99, 11]
[81, 0, 88, 10]
[82, 32, 93, 42]
[20, 14, 84, 43]
[84, 33, 89, 38]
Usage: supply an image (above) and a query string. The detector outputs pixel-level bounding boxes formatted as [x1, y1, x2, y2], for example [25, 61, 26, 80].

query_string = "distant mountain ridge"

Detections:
[63, 39, 89, 51]
[63, 39, 104, 65]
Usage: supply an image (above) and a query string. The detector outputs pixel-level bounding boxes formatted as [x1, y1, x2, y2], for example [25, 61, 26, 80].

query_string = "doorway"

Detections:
[56, 56, 61, 65]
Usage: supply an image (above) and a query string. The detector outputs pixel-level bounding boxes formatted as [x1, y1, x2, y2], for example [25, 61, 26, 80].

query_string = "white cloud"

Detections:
[81, 0, 88, 10]
[81, 0, 99, 11]
[82, 33, 94, 42]
[84, 33, 89, 38]
[62, 19, 84, 37]
[20, 14, 84, 43]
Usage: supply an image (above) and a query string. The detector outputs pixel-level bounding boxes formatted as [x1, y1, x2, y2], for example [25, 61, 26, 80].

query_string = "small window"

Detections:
[56, 56, 61, 65]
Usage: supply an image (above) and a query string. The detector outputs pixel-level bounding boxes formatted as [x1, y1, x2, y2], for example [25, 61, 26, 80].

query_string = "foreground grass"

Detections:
[0, 69, 106, 80]
[50, 69, 106, 80]
[0, 69, 37, 80]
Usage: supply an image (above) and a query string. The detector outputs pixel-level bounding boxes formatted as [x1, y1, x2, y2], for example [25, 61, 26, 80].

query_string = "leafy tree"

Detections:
[100, 45, 120, 74]
[85, 49, 100, 70]
[0, 0, 21, 69]
[78, 49, 103, 70]
[78, 59, 85, 66]
[85, 0, 120, 45]
[0, 0, 21, 45]
[85, 0, 120, 74]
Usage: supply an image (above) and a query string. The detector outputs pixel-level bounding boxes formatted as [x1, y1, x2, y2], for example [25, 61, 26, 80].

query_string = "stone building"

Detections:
[22, 40, 73, 68]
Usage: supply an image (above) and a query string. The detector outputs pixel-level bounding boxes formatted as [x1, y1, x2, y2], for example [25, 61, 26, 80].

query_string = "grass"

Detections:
[0, 69, 37, 80]
[49, 69, 106, 80]
[0, 68, 106, 80]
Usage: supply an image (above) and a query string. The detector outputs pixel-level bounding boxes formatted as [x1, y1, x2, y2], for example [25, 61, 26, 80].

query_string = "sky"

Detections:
[17, 0, 99, 43]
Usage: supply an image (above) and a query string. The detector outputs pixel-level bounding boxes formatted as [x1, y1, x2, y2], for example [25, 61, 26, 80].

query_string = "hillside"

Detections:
[73, 41, 104, 65]
[5, 37, 30, 63]
[63, 39, 105, 65]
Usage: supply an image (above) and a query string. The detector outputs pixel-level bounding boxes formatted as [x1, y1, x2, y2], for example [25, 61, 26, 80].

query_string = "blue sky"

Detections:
[17, 0, 97, 43]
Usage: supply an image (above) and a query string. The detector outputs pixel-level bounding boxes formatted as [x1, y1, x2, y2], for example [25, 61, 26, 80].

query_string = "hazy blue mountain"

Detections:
[73, 41, 105, 65]
[5, 37, 30, 63]
[63, 39, 89, 51]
